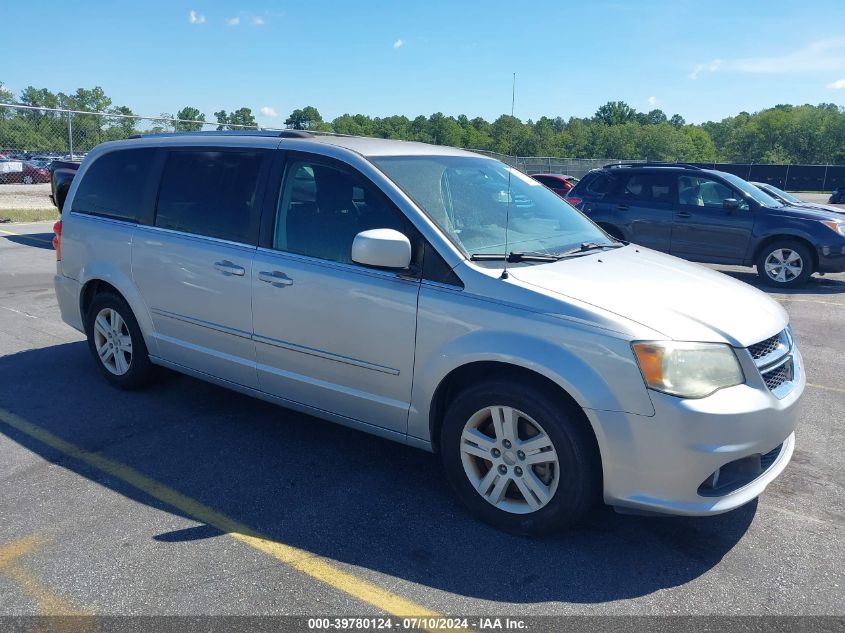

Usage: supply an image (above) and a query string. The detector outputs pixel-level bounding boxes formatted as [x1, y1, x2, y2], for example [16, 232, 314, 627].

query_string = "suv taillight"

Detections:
[566, 196, 583, 207]
[52, 220, 62, 260]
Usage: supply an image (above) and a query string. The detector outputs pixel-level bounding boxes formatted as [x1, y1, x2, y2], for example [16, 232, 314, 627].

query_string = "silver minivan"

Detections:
[53, 132, 804, 535]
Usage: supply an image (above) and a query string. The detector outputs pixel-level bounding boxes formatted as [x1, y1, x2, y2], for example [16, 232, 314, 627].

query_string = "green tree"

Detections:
[175, 106, 206, 131]
[285, 106, 323, 130]
[594, 101, 637, 126]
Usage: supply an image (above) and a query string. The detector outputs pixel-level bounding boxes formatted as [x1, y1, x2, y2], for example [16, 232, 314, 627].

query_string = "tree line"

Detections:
[2, 81, 844, 164]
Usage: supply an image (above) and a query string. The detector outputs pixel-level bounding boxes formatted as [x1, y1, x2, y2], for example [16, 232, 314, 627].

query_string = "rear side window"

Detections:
[613, 173, 674, 204]
[155, 150, 264, 244]
[73, 148, 156, 221]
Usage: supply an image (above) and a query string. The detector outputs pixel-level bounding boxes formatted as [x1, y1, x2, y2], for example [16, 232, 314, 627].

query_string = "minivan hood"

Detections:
[510, 246, 787, 347]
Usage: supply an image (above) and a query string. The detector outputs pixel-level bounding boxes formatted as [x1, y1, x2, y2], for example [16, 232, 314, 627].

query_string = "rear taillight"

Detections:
[52, 220, 62, 260]
[566, 196, 583, 207]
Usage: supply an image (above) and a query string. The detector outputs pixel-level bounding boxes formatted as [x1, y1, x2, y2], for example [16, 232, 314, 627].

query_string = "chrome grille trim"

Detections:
[750, 329, 791, 370]
[747, 328, 797, 398]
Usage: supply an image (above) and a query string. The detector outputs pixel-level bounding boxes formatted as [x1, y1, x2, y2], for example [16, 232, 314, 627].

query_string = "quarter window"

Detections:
[274, 160, 406, 264]
[73, 148, 157, 222]
[155, 150, 264, 243]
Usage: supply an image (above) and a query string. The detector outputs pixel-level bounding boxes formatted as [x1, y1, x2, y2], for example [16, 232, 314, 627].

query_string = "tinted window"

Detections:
[614, 173, 673, 204]
[678, 175, 748, 210]
[533, 175, 556, 187]
[584, 172, 615, 195]
[274, 160, 405, 264]
[73, 148, 156, 221]
[155, 150, 264, 243]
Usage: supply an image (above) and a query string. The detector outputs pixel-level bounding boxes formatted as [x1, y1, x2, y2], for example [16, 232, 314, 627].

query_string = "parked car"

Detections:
[566, 163, 845, 287]
[53, 132, 803, 535]
[0, 158, 51, 184]
[830, 186, 845, 204]
[751, 182, 844, 213]
[49, 160, 81, 210]
[530, 173, 578, 197]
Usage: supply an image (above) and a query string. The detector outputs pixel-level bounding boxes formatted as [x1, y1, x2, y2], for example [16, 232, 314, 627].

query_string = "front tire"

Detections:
[756, 240, 813, 288]
[440, 380, 600, 536]
[85, 292, 156, 389]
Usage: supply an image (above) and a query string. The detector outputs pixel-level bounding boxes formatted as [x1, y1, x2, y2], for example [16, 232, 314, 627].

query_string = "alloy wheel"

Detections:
[764, 248, 803, 284]
[92, 307, 133, 375]
[460, 405, 559, 514]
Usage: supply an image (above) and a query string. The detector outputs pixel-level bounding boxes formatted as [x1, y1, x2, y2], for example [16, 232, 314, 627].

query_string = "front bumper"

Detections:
[817, 243, 845, 273]
[588, 347, 804, 516]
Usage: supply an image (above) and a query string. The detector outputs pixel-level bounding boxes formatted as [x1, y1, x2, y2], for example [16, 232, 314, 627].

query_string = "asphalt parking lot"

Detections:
[0, 221, 843, 620]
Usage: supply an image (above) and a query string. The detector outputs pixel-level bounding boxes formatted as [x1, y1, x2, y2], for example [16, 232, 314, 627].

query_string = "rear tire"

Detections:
[440, 380, 600, 536]
[756, 240, 813, 288]
[85, 292, 156, 389]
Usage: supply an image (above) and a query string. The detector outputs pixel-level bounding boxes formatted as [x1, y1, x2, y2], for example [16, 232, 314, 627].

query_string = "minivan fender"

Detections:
[77, 263, 160, 358]
[407, 329, 654, 451]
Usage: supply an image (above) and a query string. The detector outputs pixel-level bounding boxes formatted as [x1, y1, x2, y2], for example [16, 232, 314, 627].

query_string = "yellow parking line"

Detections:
[0, 535, 88, 616]
[0, 227, 54, 245]
[774, 297, 845, 308]
[0, 407, 442, 620]
[807, 382, 845, 395]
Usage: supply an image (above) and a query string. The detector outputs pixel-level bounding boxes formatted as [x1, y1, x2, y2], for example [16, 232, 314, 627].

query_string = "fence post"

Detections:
[784, 164, 790, 190]
[67, 112, 73, 159]
[823, 165, 829, 192]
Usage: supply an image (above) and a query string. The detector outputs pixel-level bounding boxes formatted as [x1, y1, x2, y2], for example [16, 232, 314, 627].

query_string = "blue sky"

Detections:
[3, 0, 845, 126]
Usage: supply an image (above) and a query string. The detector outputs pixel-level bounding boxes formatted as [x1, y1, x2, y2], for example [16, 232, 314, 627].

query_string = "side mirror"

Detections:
[351, 229, 412, 270]
[723, 198, 740, 210]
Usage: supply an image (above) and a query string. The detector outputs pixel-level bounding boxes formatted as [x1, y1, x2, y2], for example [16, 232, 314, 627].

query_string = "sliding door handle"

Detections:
[258, 270, 294, 287]
[214, 260, 245, 276]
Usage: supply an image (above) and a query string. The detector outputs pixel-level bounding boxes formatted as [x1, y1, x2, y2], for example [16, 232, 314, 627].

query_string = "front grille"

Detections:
[762, 359, 793, 391]
[749, 334, 781, 360]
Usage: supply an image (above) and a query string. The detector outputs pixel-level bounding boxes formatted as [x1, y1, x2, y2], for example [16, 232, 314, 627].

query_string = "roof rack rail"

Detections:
[603, 161, 702, 170]
[128, 130, 313, 140]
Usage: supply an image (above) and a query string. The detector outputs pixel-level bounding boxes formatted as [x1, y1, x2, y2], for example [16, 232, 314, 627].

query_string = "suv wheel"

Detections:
[440, 380, 599, 536]
[756, 240, 813, 288]
[86, 293, 155, 389]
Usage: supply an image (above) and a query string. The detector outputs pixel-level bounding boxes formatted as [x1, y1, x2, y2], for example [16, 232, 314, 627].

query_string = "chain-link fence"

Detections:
[468, 150, 639, 178]
[0, 102, 275, 166]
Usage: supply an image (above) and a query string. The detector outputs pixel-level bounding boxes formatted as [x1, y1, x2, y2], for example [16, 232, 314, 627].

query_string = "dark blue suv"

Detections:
[565, 163, 845, 287]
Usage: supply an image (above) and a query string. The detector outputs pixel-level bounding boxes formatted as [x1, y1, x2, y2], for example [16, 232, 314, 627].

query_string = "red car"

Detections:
[0, 160, 52, 184]
[530, 173, 579, 197]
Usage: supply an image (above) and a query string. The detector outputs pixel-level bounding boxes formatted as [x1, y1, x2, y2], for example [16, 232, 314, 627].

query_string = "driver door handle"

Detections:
[676, 211, 692, 218]
[616, 204, 629, 211]
[258, 270, 294, 287]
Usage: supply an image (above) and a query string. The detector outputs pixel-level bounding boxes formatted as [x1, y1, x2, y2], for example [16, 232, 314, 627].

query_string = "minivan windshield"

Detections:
[719, 172, 784, 208]
[372, 155, 610, 258]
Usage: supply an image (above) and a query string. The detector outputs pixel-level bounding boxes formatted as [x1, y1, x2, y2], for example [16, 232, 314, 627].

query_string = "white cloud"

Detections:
[251, 16, 265, 26]
[690, 39, 845, 79]
[260, 106, 278, 117]
[689, 58, 722, 80]
[226, 16, 240, 26]
[188, 10, 206, 25]
[393, 39, 404, 49]
[827, 78, 845, 89]
[647, 96, 659, 106]
[732, 39, 845, 74]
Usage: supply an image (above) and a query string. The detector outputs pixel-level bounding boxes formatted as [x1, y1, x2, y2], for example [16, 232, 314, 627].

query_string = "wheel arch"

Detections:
[78, 272, 158, 357]
[752, 234, 818, 273]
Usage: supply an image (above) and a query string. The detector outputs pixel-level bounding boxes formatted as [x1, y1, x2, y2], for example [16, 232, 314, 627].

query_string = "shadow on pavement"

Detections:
[0, 232, 55, 250]
[0, 342, 756, 604]
[712, 266, 845, 296]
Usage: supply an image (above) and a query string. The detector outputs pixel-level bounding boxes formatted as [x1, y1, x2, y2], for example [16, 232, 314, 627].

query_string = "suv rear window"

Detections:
[155, 150, 265, 244]
[73, 148, 157, 222]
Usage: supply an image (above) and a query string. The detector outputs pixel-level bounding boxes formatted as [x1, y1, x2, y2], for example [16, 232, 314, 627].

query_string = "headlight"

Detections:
[632, 341, 744, 399]
[821, 220, 845, 237]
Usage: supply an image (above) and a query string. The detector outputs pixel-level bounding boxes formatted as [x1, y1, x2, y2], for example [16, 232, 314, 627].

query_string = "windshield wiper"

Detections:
[558, 242, 625, 258]
[470, 251, 560, 263]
